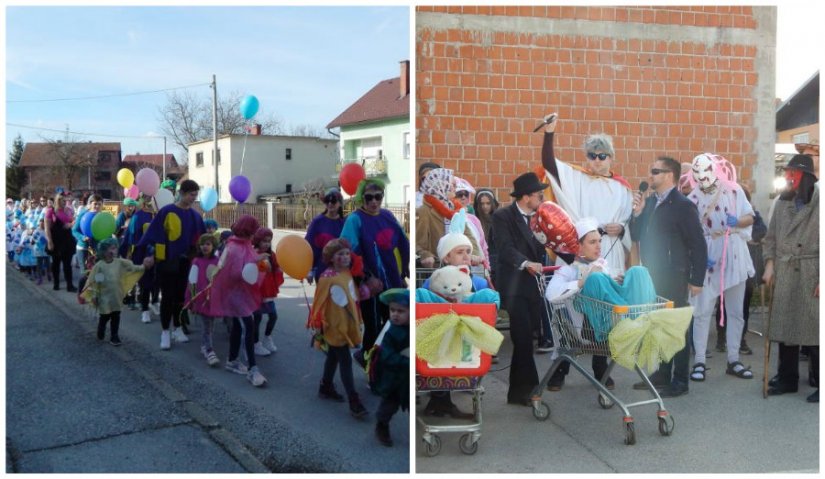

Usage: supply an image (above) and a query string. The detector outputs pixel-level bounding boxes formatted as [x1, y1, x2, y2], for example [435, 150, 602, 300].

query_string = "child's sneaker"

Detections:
[348, 393, 368, 419]
[262, 335, 278, 353]
[160, 330, 171, 350]
[225, 360, 248, 375]
[202, 347, 220, 367]
[141, 311, 152, 323]
[247, 366, 267, 387]
[149, 303, 160, 316]
[318, 381, 345, 402]
[171, 328, 189, 343]
[254, 341, 272, 356]
[110, 337, 122, 347]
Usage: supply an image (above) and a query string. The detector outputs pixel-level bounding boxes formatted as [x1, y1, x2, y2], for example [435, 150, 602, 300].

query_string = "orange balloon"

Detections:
[275, 235, 313, 280]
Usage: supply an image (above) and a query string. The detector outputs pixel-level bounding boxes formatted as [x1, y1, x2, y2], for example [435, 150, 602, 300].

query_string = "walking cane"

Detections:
[762, 283, 775, 399]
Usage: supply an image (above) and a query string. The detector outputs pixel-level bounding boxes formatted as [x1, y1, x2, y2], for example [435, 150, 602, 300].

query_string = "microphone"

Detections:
[639, 181, 649, 194]
[532, 113, 557, 133]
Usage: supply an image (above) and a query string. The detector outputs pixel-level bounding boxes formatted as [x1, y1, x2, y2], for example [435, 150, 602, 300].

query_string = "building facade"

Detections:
[19, 142, 122, 199]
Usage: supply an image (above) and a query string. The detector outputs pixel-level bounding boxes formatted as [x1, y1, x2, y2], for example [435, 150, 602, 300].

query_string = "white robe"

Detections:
[545, 160, 634, 273]
[686, 182, 755, 297]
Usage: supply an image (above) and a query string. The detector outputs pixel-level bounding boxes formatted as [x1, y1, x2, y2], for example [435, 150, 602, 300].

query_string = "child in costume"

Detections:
[308, 238, 369, 418]
[210, 215, 267, 387]
[127, 194, 160, 323]
[251, 228, 284, 356]
[32, 218, 50, 285]
[82, 238, 154, 346]
[16, 223, 37, 279]
[185, 233, 222, 367]
[372, 288, 410, 447]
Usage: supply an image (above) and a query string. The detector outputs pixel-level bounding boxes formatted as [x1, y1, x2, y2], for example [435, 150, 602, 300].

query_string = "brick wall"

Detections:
[416, 6, 776, 210]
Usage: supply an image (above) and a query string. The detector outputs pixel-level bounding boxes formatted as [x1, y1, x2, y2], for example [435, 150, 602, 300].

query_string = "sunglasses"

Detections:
[650, 168, 668, 176]
[586, 152, 610, 161]
[455, 191, 470, 199]
[363, 193, 383, 203]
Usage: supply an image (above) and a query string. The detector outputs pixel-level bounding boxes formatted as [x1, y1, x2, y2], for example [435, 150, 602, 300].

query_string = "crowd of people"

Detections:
[414, 113, 819, 410]
[8, 176, 412, 448]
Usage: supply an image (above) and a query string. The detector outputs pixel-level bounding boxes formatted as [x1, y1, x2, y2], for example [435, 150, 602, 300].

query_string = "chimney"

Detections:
[252, 123, 262, 135]
[399, 60, 410, 98]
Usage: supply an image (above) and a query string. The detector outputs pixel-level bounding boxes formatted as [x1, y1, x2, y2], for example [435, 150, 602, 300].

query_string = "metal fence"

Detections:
[104, 200, 410, 233]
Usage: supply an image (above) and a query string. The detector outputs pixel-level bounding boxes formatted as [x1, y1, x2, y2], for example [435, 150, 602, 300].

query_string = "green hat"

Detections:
[353, 178, 387, 207]
[160, 179, 177, 190]
[123, 198, 139, 207]
[379, 288, 409, 307]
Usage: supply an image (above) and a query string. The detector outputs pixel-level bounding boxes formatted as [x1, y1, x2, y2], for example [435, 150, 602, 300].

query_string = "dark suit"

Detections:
[630, 187, 707, 388]
[492, 203, 548, 402]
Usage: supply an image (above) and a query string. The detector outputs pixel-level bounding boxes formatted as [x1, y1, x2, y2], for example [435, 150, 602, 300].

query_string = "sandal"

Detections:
[690, 363, 708, 382]
[726, 361, 753, 379]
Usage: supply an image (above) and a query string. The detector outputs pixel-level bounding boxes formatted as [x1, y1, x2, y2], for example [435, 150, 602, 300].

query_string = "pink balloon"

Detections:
[135, 168, 160, 197]
[124, 185, 140, 200]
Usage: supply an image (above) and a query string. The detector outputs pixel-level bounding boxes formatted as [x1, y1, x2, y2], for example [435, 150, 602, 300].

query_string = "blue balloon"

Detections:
[199, 187, 218, 212]
[80, 211, 97, 238]
[239, 95, 259, 120]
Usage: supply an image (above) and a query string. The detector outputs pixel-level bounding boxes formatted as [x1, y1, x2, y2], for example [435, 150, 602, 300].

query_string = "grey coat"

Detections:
[764, 184, 819, 345]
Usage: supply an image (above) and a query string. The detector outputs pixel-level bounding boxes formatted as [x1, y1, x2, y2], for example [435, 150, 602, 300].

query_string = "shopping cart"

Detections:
[531, 278, 677, 445]
[416, 302, 497, 456]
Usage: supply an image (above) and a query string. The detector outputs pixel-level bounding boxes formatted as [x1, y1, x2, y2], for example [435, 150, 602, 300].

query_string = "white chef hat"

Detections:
[575, 217, 600, 241]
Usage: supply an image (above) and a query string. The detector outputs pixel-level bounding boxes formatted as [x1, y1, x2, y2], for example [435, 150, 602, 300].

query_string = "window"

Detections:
[793, 132, 810, 144]
[196, 152, 204, 167]
[94, 171, 112, 181]
[286, 184, 292, 193]
[286, 148, 292, 160]
[403, 131, 410, 159]
[211, 149, 221, 165]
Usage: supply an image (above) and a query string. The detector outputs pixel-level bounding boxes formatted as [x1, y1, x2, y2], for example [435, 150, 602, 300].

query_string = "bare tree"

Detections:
[298, 177, 327, 224]
[157, 89, 283, 158]
[289, 123, 330, 138]
[41, 137, 95, 192]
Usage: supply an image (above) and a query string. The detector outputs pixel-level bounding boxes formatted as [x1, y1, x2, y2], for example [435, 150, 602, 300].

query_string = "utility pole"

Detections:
[162, 136, 167, 180]
[211, 74, 219, 201]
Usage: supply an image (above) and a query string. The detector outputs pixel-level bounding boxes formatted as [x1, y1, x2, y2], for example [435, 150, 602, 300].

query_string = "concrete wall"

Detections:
[340, 118, 412, 206]
[416, 6, 777, 213]
[188, 135, 338, 203]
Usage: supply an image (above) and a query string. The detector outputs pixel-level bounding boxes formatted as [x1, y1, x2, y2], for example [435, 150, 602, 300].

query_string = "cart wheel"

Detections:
[459, 433, 479, 455]
[532, 401, 551, 421]
[658, 415, 675, 436]
[597, 392, 614, 409]
[423, 435, 442, 457]
[624, 422, 636, 445]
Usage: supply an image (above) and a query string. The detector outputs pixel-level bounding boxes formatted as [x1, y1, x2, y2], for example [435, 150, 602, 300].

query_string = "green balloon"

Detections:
[91, 211, 116, 241]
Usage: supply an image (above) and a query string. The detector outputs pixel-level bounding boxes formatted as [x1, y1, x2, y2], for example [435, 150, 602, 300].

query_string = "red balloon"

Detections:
[530, 201, 579, 255]
[339, 163, 366, 195]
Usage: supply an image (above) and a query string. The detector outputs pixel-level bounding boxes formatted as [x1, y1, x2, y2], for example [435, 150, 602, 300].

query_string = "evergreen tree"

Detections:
[6, 134, 25, 199]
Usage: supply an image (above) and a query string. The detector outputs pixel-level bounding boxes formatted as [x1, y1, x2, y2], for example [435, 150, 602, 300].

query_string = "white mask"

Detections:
[691, 154, 717, 190]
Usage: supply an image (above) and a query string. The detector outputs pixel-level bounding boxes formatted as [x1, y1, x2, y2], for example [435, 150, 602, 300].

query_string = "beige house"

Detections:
[187, 134, 338, 203]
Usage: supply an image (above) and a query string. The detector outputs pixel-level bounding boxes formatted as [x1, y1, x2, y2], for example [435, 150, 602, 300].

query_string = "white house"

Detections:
[326, 60, 411, 207]
[187, 133, 338, 203]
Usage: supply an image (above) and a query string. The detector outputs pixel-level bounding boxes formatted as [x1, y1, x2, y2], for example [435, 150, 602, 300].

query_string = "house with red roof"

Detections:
[327, 60, 411, 206]
[19, 142, 122, 199]
[121, 153, 185, 184]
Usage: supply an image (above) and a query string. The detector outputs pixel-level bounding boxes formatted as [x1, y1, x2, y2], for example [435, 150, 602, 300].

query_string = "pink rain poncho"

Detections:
[209, 236, 263, 317]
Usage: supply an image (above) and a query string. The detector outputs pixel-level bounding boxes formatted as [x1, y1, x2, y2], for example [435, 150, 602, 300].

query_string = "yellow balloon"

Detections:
[117, 168, 135, 188]
[275, 235, 313, 280]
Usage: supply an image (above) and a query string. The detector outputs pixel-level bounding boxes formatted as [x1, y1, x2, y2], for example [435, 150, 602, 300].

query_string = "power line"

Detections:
[6, 82, 210, 103]
[6, 122, 163, 140]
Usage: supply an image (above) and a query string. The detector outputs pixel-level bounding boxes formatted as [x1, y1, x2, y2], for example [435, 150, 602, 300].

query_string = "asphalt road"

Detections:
[6, 229, 409, 473]
[415, 304, 819, 473]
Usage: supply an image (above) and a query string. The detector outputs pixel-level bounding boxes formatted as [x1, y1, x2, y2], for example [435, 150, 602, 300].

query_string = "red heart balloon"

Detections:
[530, 201, 579, 255]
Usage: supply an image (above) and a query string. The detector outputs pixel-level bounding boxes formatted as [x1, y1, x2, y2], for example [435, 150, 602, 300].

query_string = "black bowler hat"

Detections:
[510, 172, 549, 197]
[783, 154, 817, 177]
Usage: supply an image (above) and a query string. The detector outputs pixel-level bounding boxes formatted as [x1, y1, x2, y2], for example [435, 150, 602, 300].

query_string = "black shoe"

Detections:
[506, 396, 532, 407]
[66, 285, 77, 293]
[318, 382, 345, 402]
[110, 337, 122, 347]
[603, 377, 615, 390]
[658, 385, 689, 398]
[767, 385, 798, 396]
[53, 284, 60, 291]
[536, 340, 553, 354]
[806, 390, 819, 403]
[768, 374, 781, 388]
[348, 394, 368, 419]
[547, 376, 565, 391]
[739, 342, 753, 355]
[633, 376, 669, 390]
[375, 421, 393, 447]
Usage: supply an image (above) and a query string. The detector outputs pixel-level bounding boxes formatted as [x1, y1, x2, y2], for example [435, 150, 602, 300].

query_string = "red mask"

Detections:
[784, 169, 803, 191]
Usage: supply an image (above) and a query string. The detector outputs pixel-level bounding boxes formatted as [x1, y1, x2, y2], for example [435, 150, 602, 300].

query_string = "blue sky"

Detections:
[5, 6, 410, 158]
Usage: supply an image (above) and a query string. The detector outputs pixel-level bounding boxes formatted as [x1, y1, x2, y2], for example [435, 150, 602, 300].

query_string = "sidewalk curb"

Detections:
[12, 266, 271, 473]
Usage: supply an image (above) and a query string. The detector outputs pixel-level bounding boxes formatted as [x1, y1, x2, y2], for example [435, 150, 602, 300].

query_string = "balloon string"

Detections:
[240, 129, 249, 175]
[718, 228, 730, 327]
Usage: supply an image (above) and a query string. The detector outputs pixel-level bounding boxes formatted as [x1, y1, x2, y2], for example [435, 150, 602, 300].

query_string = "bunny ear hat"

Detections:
[436, 208, 473, 261]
